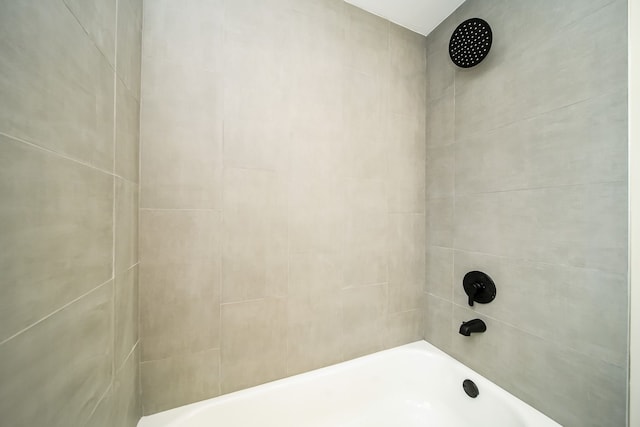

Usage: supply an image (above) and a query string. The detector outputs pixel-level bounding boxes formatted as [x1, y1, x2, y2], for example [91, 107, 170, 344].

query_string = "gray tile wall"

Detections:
[423, 1, 628, 425]
[139, 0, 426, 414]
[0, 0, 143, 425]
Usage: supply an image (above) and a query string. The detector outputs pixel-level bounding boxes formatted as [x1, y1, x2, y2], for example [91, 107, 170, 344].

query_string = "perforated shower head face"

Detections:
[449, 18, 492, 68]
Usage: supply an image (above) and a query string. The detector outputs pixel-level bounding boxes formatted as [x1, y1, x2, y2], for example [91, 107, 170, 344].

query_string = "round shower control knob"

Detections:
[463, 271, 496, 307]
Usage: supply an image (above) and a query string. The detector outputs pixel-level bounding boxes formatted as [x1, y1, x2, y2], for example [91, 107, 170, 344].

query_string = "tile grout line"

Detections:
[219, 295, 289, 307]
[453, 87, 627, 141]
[218, 1, 227, 397]
[140, 345, 220, 365]
[426, 177, 629, 201]
[446, 247, 628, 275]
[452, 179, 627, 197]
[60, 0, 117, 74]
[86, 380, 113, 423]
[0, 279, 114, 347]
[139, 207, 222, 212]
[384, 17, 393, 351]
[117, 340, 139, 374]
[0, 131, 116, 177]
[138, 0, 146, 412]
[111, 0, 120, 397]
[424, 42, 432, 329]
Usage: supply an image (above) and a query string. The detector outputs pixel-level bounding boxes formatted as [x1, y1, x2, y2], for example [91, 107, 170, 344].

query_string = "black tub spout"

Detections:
[459, 319, 487, 336]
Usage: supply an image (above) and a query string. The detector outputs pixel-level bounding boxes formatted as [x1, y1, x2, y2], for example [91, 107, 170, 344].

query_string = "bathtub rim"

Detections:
[137, 340, 561, 427]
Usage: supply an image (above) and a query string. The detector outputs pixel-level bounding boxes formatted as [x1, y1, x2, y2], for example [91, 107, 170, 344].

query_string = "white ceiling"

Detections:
[344, 0, 466, 36]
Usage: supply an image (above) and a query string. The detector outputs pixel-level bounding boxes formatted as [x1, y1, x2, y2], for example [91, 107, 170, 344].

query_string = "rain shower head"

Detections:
[449, 18, 492, 68]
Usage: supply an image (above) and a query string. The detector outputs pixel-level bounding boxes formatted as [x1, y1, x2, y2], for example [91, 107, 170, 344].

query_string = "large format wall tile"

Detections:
[0, 0, 114, 170]
[289, 64, 344, 150]
[344, 178, 389, 286]
[142, 348, 220, 415]
[387, 112, 426, 213]
[425, 145, 454, 199]
[225, 0, 293, 56]
[222, 168, 287, 303]
[224, 25, 289, 128]
[454, 182, 627, 273]
[425, 47, 454, 102]
[143, 0, 223, 70]
[422, 293, 453, 354]
[385, 309, 423, 348]
[455, 91, 627, 195]
[424, 246, 453, 300]
[289, 103, 346, 181]
[285, 0, 345, 71]
[389, 214, 425, 313]
[388, 23, 427, 118]
[344, 70, 388, 181]
[223, 117, 290, 173]
[344, 3, 389, 76]
[426, 89, 454, 147]
[221, 298, 287, 393]
[287, 293, 343, 375]
[425, 198, 454, 248]
[288, 174, 348, 255]
[0, 136, 113, 342]
[0, 283, 113, 427]
[288, 252, 345, 298]
[140, 210, 220, 361]
[387, 113, 425, 171]
[344, 68, 386, 149]
[140, 60, 222, 210]
[341, 284, 387, 359]
[288, 39, 344, 135]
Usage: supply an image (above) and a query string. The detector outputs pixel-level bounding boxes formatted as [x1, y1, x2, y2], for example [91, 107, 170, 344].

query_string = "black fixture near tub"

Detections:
[463, 379, 480, 398]
[463, 271, 496, 307]
[459, 319, 487, 336]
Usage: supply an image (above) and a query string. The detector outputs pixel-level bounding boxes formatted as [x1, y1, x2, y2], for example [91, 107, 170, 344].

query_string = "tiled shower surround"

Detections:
[423, 1, 628, 426]
[140, 0, 628, 423]
[0, 0, 143, 425]
[0, 0, 629, 426]
[139, 0, 426, 414]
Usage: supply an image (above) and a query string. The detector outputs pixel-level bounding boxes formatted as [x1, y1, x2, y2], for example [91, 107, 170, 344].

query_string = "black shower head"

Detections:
[449, 18, 492, 68]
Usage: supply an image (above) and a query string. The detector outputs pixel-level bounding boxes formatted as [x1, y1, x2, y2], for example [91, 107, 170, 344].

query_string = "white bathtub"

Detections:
[138, 341, 560, 427]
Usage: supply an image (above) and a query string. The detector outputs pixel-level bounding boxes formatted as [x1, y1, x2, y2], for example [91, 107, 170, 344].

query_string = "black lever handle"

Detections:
[463, 271, 496, 307]
[467, 282, 484, 306]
